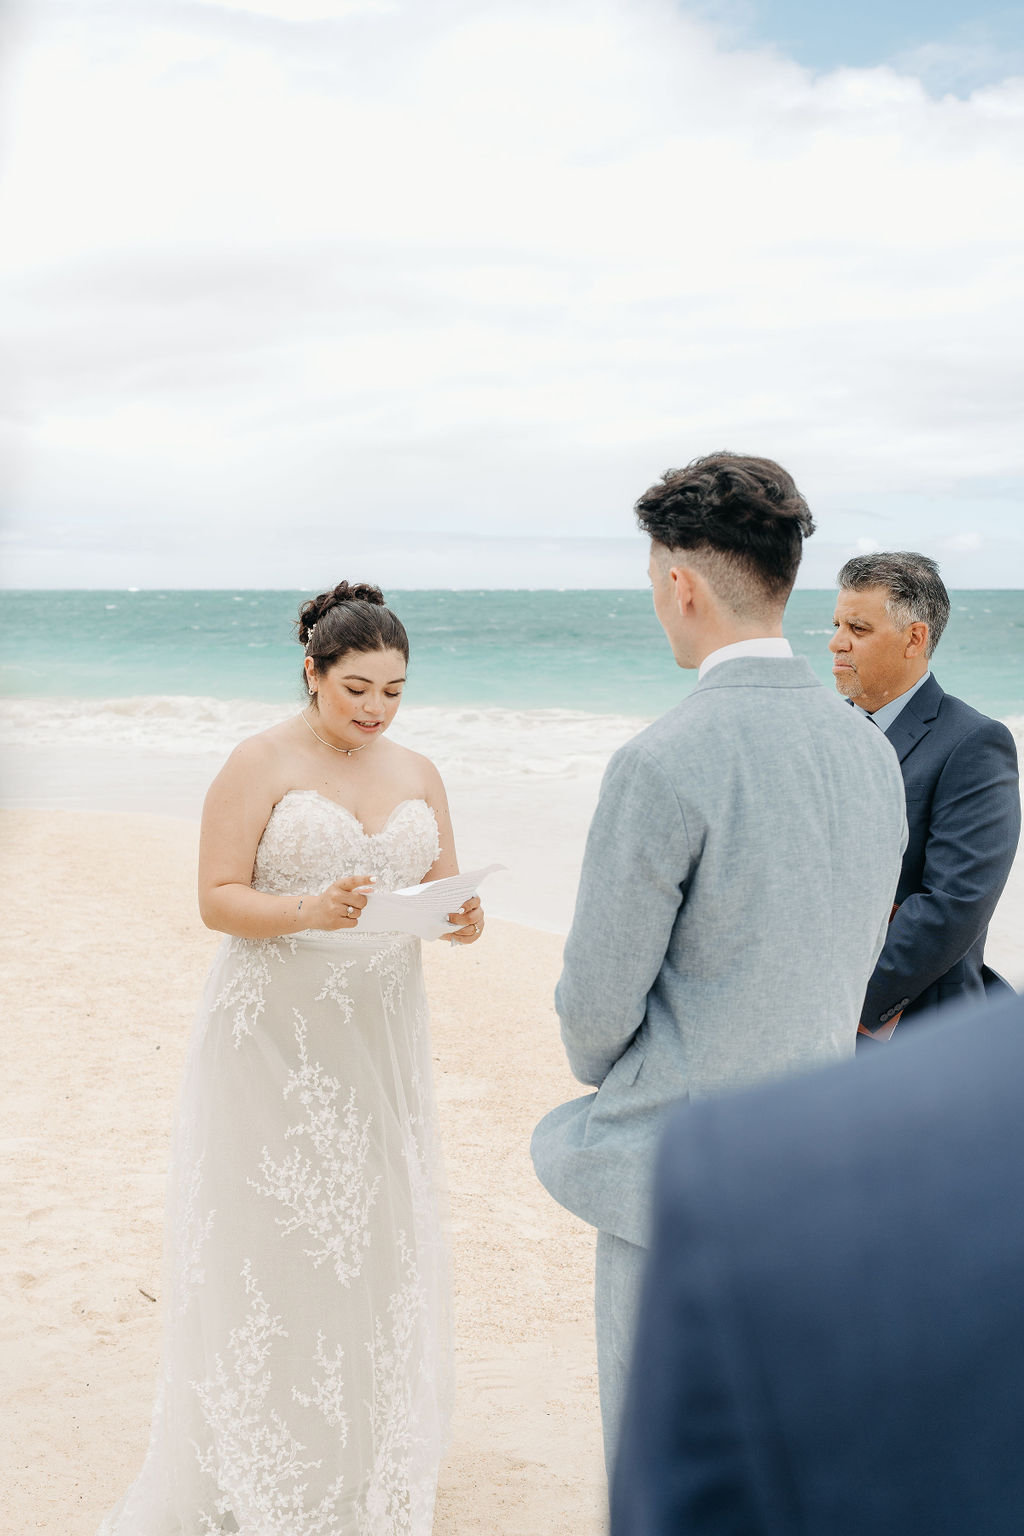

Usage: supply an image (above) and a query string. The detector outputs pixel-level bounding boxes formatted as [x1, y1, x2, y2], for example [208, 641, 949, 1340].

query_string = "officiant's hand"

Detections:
[447, 895, 484, 945]
[312, 876, 374, 930]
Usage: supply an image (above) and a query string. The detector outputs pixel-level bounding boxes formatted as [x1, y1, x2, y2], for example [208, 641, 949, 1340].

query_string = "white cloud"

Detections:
[892, 30, 1024, 99]
[2, 0, 1023, 585]
[211, 0, 397, 17]
[945, 530, 983, 554]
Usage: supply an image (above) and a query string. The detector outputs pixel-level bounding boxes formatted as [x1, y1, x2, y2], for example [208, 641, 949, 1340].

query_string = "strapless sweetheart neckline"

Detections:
[278, 789, 432, 840]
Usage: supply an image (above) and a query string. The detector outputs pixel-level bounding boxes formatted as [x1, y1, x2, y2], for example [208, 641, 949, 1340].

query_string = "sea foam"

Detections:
[0, 695, 647, 782]
[6, 697, 1022, 774]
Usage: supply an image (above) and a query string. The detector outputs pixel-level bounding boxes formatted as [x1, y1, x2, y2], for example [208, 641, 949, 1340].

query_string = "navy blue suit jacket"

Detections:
[612, 991, 1024, 1536]
[862, 673, 1019, 1032]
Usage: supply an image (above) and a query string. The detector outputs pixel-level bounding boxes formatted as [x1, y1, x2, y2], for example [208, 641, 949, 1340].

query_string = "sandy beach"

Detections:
[3, 788, 1023, 1536]
[0, 809, 605, 1535]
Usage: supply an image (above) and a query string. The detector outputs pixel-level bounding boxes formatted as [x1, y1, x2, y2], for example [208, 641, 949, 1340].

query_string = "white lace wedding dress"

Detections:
[98, 792, 452, 1536]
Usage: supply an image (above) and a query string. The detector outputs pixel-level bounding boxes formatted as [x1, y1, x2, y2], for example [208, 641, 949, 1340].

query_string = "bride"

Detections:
[98, 581, 483, 1536]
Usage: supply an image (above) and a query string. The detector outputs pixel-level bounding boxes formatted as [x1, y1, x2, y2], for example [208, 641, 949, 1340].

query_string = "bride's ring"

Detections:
[347, 905, 356, 917]
[473, 923, 480, 935]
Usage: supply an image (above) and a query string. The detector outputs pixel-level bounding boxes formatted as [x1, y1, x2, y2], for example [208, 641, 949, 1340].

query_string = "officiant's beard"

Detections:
[833, 663, 862, 699]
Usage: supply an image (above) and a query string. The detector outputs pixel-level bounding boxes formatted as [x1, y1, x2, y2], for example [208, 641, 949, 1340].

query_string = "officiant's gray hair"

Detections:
[836, 552, 949, 658]
[298, 581, 409, 703]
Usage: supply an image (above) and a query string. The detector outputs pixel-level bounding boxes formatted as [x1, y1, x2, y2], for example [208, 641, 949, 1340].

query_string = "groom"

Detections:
[531, 452, 908, 1471]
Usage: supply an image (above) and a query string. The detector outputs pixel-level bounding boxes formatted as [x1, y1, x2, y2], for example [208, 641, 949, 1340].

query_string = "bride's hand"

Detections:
[311, 876, 374, 930]
[446, 895, 484, 945]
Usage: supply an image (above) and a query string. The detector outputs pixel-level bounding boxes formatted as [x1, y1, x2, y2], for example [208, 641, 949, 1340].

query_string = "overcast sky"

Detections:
[2, 0, 1023, 589]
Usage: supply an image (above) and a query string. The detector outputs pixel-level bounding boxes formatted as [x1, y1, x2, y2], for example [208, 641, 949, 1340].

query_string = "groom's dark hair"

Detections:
[636, 452, 814, 614]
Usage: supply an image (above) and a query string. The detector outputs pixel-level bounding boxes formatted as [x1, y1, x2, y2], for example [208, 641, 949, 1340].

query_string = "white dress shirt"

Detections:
[698, 637, 793, 681]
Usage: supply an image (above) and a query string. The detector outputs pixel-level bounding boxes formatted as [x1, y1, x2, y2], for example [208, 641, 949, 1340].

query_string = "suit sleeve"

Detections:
[554, 743, 691, 1086]
[861, 718, 1020, 1026]
[611, 1116, 762, 1536]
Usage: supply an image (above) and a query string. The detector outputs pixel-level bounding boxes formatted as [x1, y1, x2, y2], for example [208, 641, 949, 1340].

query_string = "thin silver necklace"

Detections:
[300, 708, 368, 757]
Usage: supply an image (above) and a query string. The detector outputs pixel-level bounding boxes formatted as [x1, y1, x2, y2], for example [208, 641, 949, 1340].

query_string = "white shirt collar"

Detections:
[698, 637, 793, 681]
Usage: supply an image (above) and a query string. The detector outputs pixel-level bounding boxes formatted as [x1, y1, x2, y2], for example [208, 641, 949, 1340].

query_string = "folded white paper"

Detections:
[357, 864, 506, 941]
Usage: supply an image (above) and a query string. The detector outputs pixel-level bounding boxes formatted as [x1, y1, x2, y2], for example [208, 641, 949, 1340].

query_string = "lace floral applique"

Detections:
[292, 1331, 350, 1433]
[193, 1261, 346, 1534]
[367, 940, 413, 1022]
[248, 1013, 380, 1284]
[359, 1239, 432, 1536]
[215, 938, 286, 1048]
[398, 1000, 436, 1245]
[252, 794, 440, 899]
[403, 1133, 431, 1256]
[314, 959, 357, 1021]
[175, 1147, 216, 1317]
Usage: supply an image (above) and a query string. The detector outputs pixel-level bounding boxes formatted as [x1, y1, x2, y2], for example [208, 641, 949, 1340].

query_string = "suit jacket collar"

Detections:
[884, 671, 944, 762]
[692, 655, 821, 693]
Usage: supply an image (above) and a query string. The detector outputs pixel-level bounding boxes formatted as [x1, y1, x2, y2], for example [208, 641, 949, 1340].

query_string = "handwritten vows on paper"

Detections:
[358, 865, 506, 941]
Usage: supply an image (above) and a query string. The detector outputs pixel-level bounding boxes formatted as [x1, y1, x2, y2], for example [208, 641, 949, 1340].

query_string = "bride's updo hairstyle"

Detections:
[298, 581, 409, 706]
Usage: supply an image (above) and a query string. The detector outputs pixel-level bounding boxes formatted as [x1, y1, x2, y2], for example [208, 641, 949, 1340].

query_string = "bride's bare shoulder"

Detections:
[383, 743, 445, 804]
[212, 717, 299, 793]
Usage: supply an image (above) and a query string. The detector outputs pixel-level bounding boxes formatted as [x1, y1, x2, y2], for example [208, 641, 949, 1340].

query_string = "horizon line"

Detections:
[2, 584, 1023, 595]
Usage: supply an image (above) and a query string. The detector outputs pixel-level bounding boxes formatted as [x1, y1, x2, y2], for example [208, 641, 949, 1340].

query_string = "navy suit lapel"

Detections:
[884, 674, 943, 763]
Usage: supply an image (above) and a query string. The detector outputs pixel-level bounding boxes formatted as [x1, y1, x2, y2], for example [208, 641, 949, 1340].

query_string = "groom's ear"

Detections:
[668, 563, 698, 615]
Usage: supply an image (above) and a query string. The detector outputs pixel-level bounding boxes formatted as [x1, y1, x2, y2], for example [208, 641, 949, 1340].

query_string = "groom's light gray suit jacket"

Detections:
[531, 657, 907, 1249]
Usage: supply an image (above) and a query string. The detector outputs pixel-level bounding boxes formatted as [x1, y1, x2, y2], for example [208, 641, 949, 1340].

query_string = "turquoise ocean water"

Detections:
[3, 588, 1021, 932]
[3, 588, 1023, 721]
